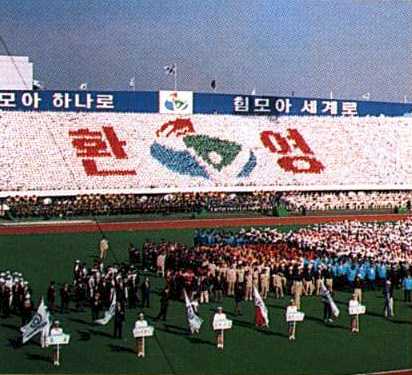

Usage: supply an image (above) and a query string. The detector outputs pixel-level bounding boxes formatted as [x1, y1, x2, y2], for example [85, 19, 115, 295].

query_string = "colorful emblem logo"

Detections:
[150, 118, 257, 179]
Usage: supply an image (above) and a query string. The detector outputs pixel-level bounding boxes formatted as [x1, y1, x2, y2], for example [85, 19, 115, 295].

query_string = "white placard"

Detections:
[213, 319, 233, 331]
[133, 326, 154, 338]
[349, 305, 366, 315]
[46, 334, 70, 346]
[286, 312, 305, 322]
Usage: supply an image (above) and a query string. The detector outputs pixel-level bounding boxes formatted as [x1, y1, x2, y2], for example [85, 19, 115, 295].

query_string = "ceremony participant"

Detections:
[113, 302, 125, 338]
[303, 265, 314, 296]
[47, 281, 56, 313]
[402, 273, 412, 302]
[21, 295, 33, 326]
[260, 268, 270, 299]
[141, 277, 151, 308]
[213, 274, 224, 303]
[134, 313, 148, 358]
[383, 279, 394, 319]
[227, 266, 236, 296]
[213, 306, 226, 350]
[99, 236, 109, 260]
[292, 268, 303, 309]
[348, 293, 359, 334]
[234, 282, 243, 315]
[353, 275, 363, 303]
[60, 283, 70, 314]
[272, 271, 284, 299]
[50, 320, 63, 366]
[244, 271, 253, 301]
[321, 285, 333, 324]
[91, 293, 102, 322]
[155, 287, 170, 321]
[286, 299, 297, 341]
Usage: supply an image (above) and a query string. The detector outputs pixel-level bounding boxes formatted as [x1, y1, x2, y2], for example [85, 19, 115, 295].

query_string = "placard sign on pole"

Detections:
[213, 319, 233, 331]
[133, 326, 154, 338]
[349, 305, 366, 316]
[46, 334, 70, 346]
[286, 312, 305, 322]
[46, 333, 70, 367]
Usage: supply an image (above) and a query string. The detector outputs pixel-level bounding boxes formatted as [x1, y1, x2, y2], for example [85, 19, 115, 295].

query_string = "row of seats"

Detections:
[281, 191, 412, 211]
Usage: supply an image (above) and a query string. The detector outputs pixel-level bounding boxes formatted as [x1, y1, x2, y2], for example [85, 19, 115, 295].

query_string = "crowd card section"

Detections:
[1, 112, 412, 196]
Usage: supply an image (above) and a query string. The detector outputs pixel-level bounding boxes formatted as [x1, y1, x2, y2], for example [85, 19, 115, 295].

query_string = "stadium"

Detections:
[1, 2, 412, 375]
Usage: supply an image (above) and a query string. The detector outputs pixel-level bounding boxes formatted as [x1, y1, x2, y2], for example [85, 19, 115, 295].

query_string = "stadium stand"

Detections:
[1, 111, 412, 196]
[280, 191, 412, 212]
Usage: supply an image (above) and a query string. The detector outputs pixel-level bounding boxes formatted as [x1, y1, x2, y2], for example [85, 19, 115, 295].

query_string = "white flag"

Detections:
[361, 92, 370, 100]
[79, 82, 88, 90]
[129, 77, 135, 88]
[183, 289, 203, 334]
[33, 79, 44, 90]
[95, 293, 116, 325]
[253, 286, 269, 327]
[320, 281, 340, 318]
[164, 64, 176, 76]
[21, 298, 50, 344]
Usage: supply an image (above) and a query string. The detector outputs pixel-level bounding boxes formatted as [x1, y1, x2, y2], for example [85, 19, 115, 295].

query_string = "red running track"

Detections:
[0, 213, 411, 235]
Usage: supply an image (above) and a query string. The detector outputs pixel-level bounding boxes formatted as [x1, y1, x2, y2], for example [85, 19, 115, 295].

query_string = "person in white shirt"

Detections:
[213, 307, 226, 350]
[134, 313, 148, 358]
[50, 320, 63, 366]
[286, 299, 297, 340]
[348, 294, 360, 333]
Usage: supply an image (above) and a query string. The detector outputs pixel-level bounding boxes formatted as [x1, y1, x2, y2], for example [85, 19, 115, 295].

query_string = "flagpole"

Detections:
[174, 63, 177, 91]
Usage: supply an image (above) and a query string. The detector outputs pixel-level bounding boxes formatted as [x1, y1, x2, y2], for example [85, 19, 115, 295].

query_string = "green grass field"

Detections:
[0, 228, 411, 374]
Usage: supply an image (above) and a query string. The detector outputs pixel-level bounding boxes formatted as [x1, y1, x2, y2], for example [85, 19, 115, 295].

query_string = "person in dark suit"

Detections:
[234, 282, 244, 315]
[113, 302, 125, 338]
[155, 287, 170, 321]
[60, 283, 70, 314]
[47, 281, 56, 313]
[21, 296, 33, 326]
[91, 293, 102, 322]
[141, 277, 150, 308]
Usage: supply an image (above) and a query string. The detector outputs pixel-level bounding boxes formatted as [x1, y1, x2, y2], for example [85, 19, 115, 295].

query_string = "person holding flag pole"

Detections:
[253, 286, 269, 328]
[183, 289, 203, 335]
[20, 297, 50, 346]
[95, 293, 116, 326]
[319, 281, 340, 324]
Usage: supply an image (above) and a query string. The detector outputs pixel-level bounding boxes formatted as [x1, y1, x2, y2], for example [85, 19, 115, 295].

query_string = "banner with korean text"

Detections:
[0, 90, 411, 117]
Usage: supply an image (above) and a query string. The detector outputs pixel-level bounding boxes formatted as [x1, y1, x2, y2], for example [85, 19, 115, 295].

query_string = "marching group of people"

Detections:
[0, 271, 33, 325]
[4, 218, 412, 363]
[138, 224, 412, 315]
